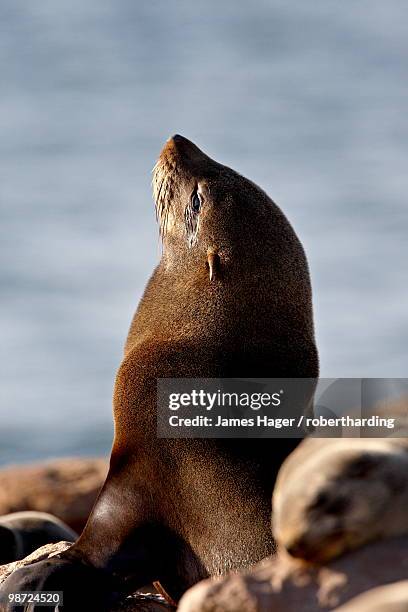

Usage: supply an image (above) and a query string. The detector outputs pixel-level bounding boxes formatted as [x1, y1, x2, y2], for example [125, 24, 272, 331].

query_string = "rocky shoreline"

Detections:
[0, 441, 407, 611]
[0, 457, 107, 533]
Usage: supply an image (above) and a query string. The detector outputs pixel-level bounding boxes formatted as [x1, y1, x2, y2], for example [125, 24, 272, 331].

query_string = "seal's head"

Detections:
[273, 438, 408, 564]
[148, 135, 318, 379]
[153, 134, 306, 283]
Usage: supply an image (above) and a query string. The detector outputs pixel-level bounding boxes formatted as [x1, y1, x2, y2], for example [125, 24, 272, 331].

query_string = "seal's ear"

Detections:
[207, 248, 220, 281]
[0, 525, 18, 564]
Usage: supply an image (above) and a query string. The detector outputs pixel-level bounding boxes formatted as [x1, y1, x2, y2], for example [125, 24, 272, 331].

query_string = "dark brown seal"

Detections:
[0, 135, 318, 611]
[0, 512, 76, 565]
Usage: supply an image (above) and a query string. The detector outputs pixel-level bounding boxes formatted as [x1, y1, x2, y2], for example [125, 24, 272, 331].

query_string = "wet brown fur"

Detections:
[0, 135, 318, 610]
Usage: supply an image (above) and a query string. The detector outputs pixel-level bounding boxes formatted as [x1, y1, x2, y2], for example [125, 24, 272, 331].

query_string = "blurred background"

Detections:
[1, 1, 407, 465]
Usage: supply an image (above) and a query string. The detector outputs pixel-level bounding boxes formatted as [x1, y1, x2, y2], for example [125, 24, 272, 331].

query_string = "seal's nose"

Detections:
[159, 134, 208, 167]
[172, 134, 185, 144]
[159, 135, 188, 163]
[162, 134, 192, 157]
[169, 134, 193, 151]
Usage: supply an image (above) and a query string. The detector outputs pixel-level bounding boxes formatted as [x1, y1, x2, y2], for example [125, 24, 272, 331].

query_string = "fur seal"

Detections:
[0, 135, 318, 610]
[0, 512, 76, 565]
[273, 436, 408, 564]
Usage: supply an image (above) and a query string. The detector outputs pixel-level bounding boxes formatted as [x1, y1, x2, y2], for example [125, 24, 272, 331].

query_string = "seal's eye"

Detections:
[185, 190, 202, 246]
[191, 191, 202, 213]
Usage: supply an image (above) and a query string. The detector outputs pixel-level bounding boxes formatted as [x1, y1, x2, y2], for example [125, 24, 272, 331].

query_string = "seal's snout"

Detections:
[172, 133, 187, 145]
[162, 134, 208, 167]
[156, 134, 190, 170]
[166, 134, 196, 156]
[162, 134, 191, 155]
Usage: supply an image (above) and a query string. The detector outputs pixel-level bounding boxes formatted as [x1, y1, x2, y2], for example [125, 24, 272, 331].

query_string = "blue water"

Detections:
[1, 1, 407, 465]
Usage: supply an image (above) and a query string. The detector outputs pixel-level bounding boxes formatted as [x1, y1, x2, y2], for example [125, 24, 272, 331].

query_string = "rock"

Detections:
[178, 537, 408, 612]
[114, 593, 174, 611]
[333, 581, 408, 612]
[0, 458, 108, 533]
[0, 541, 72, 586]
